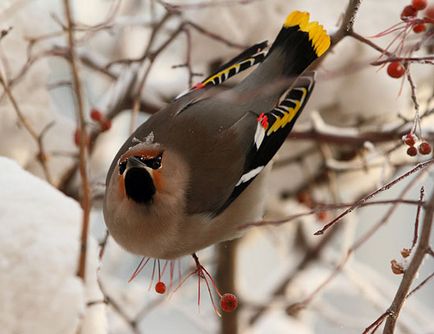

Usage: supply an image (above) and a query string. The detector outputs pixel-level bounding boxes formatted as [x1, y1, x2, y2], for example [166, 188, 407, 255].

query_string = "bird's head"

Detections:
[103, 140, 190, 257]
[117, 149, 163, 204]
[107, 140, 189, 213]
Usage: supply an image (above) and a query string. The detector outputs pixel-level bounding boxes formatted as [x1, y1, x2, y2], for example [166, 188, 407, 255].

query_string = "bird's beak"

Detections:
[122, 156, 153, 183]
[121, 156, 157, 203]
[125, 156, 147, 171]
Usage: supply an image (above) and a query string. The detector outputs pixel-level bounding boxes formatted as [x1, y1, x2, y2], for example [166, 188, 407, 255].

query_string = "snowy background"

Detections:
[0, 0, 433, 333]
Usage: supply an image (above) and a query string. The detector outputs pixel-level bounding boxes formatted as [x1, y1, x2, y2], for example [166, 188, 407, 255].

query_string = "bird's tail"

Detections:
[270, 11, 330, 75]
[236, 11, 330, 94]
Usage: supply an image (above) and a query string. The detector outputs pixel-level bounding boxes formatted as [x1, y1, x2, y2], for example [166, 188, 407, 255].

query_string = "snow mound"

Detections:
[0, 157, 105, 334]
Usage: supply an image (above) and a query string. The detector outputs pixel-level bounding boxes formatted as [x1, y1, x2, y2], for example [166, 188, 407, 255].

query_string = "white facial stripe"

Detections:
[144, 131, 154, 144]
[235, 166, 264, 186]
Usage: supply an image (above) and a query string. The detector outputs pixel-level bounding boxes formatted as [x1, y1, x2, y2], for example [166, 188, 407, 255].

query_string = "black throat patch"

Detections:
[124, 167, 156, 204]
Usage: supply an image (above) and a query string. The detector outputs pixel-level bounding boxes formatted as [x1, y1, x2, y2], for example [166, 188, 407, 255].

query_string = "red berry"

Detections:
[387, 61, 406, 78]
[407, 146, 418, 156]
[296, 191, 312, 207]
[412, 0, 427, 11]
[220, 293, 238, 313]
[401, 5, 417, 19]
[73, 129, 89, 147]
[101, 119, 112, 131]
[418, 142, 432, 155]
[90, 108, 103, 122]
[155, 281, 166, 294]
[413, 23, 426, 33]
[403, 133, 416, 146]
[316, 211, 328, 221]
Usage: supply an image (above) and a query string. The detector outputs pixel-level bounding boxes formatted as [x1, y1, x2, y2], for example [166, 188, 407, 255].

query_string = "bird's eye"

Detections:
[118, 160, 127, 175]
[147, 155, 162, 170]
[137, 156, 147, 163]
[132, 154, 162, 170]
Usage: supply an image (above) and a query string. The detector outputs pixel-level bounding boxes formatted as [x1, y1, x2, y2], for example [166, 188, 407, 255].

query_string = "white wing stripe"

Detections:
[235, 166, 264, 186]
[254, 123, 265, 150]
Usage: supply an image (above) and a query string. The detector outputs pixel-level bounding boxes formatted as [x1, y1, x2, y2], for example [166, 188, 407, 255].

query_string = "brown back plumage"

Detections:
[107, 11, 330, 216]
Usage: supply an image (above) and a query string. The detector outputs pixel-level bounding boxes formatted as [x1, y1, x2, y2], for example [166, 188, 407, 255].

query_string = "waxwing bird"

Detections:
[104, 11, 330, 259]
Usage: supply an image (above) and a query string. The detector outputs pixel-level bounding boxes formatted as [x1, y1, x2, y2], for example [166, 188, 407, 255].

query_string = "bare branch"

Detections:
[0, 75, 53, 184]
[277, 168, 429, 322]
[216, 240, 239, 334]
[329, 0, 363, 45]
[383, 189, 434, 333]
[314, 159, 434, 235]
[410, 187, 425, 251]
[63, 0, 92, 280]
[405, 271, 434, 299]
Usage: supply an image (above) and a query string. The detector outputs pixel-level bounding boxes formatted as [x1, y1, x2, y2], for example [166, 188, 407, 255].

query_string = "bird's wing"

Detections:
[173, 41, 268, 103]
[211, 73, 315, 216]
[180, 11, 329, 217]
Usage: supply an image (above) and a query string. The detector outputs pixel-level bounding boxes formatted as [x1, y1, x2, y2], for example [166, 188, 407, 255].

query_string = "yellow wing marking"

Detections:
[202, 63, 240, 85]
[267, 87, 307, 135]
[283, 11, 330, 57]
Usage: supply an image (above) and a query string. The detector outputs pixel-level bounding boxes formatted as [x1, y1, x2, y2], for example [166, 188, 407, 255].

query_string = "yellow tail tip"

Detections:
[284, 11, 331, 57]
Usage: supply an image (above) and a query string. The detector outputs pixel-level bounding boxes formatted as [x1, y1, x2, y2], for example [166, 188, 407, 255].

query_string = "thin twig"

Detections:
[329, 0, 363, 45]
[185, 20, 247, 49]
[98, 279, 139, 334]
[406, 69, 423, 137]
[363, 311, 389, 334]
[281, 167, 429, 321]
[410, 187, 424, 251]
[130, 31, 183, 132]
[314, 159, 434, 235]
[156, 0, 262, 11]
[364, 187, 428, 333]
[98, 230, 110, 260]
[405, 271, 434, 299]
[0, 76, 54, 184]
[383, 189, 434, 333]
[107, 12, 172, 68]
[349, 31, 393, 56]
[64, 0, 92, 280]
[372, 55, 434, 66]
[216, 240, 239, 334]
[241, 198, 425, 229]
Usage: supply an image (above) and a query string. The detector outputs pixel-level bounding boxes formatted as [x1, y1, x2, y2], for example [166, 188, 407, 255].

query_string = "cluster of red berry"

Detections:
[401, 0, 430, 28]
[403, 132, 432, 156]
[73, 108, 112, 146]
[387, 0, 434, 79]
